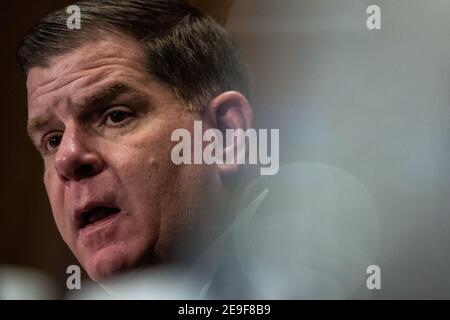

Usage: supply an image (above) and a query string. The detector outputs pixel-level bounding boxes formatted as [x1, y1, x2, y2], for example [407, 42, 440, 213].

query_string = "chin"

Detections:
[83, 243, 145, 282]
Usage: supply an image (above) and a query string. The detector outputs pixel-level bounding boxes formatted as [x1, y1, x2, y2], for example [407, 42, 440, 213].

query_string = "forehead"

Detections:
[26, 33, 148, 116]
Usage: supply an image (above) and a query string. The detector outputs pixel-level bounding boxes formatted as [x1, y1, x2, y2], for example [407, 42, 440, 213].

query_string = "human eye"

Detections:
[102, 107, 135, 127]
[41, 132, 63, 153]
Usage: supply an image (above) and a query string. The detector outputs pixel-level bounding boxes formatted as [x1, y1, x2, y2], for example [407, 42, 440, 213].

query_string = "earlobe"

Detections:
[203, 91, 254, 179]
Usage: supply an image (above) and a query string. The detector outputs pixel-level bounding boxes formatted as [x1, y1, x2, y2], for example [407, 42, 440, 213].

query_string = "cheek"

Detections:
[119, 150, 178, 217]
[114, 141, 184, 230]
[43, 167, 69, 234]
[113, 126, 181, 198]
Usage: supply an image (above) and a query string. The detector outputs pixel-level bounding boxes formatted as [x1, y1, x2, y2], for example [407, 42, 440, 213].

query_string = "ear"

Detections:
[203, 91, 254, 179]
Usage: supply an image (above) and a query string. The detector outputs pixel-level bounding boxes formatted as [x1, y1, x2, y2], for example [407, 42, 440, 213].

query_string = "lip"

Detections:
[73, 201, 121, 230]
[78, 209, 122, 238]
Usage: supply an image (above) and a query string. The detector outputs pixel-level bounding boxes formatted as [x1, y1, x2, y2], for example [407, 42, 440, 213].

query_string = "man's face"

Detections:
[26, 34, 223, 281]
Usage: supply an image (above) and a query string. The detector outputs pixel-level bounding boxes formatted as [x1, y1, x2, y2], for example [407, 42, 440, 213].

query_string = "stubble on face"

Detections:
[26, 33, 225, 281]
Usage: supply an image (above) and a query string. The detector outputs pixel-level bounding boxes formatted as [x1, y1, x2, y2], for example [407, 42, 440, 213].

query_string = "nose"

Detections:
[54, 126, 104, 182]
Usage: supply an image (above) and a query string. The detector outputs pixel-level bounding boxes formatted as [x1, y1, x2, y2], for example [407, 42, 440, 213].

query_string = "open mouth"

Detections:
[80, 207, 121, 229]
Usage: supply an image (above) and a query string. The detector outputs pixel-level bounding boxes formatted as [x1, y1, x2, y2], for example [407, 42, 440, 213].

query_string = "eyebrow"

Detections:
[27, 83, 146, 139]
[26, 117, 50, 140]
[81, 83, 135, 107]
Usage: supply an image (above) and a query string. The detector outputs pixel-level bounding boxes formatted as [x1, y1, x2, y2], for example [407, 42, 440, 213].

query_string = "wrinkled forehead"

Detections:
[26, 34, 147, 114]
